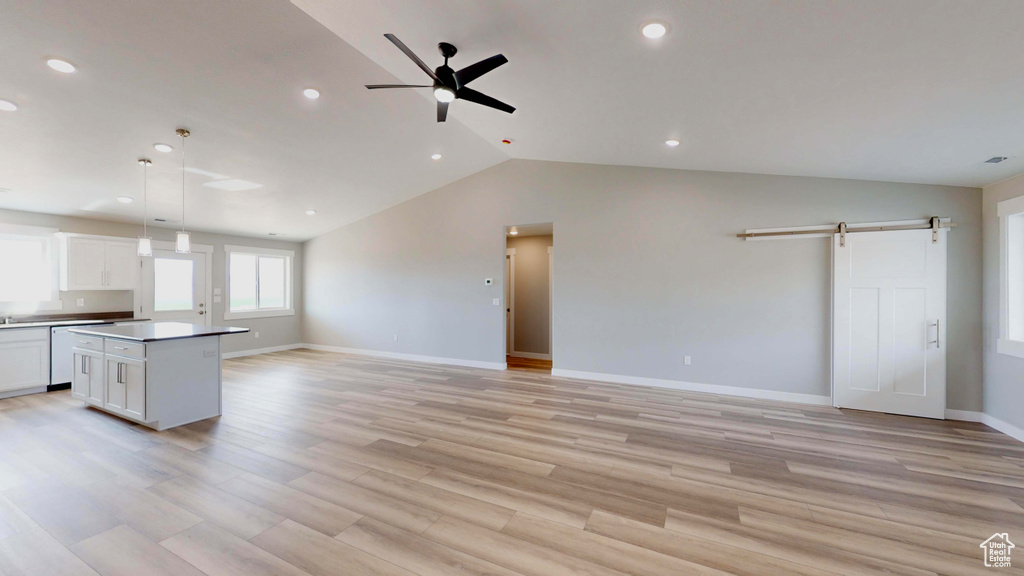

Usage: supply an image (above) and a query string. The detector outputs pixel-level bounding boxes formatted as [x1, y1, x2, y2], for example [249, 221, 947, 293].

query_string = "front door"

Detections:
[142, 250, 208, 324]
[832, 229, 947, 418]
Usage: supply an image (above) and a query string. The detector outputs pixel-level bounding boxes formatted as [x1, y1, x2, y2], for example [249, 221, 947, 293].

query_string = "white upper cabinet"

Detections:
[59, 234, 140, 291]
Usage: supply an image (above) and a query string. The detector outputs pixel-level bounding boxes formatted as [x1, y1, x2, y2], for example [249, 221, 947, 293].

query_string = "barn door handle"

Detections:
[929, 320, 940, 348]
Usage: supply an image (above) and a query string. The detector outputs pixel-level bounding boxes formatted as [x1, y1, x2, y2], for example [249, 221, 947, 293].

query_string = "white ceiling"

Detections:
[297, 0, 1024, 187]
[0, 0, 506, 240]
[3, 1, 1024, 240]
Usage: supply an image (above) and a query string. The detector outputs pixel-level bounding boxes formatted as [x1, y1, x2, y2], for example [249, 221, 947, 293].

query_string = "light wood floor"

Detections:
[0, 348, 1021, 576]
[507, 355, 553, 372]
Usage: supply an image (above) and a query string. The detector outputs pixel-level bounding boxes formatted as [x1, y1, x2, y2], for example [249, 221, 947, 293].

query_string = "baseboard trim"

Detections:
[510, 351, 552, 360]
[551, 368, 832, 406]
[222, 344, 305, 359]
[301, 344, 507, 371]
[945, 409, 1024, 443]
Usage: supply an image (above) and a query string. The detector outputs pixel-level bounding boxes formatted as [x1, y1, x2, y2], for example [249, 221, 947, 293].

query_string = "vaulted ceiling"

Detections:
[2, 0, 1023, 240]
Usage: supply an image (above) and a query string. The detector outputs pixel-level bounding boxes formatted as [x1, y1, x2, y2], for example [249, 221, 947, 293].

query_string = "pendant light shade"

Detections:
[175, 231, 191, 253]
[137, 158, 153, 257]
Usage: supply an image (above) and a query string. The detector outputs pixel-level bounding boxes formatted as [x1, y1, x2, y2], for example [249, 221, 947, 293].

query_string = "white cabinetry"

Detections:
[0, 328, 50, 396]
[71, 349, 104, 405]
[104, 355, 145, 420]
[59, 234, 139, 291]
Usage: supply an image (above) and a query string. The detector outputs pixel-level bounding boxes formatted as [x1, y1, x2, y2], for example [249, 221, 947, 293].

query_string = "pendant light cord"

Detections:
[143, 162, 148, 237]
[180, 132, 186, 232]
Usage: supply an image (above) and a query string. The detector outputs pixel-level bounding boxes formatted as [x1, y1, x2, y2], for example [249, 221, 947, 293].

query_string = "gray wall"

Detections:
[303, 159, 983, 409]
[507, 234, 552, 356]
[0, 208, 303, 354]
[982, 174, 1024, 428]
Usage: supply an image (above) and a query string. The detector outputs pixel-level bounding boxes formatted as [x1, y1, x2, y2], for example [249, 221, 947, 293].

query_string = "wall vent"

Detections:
[986, 156, 1009, 164]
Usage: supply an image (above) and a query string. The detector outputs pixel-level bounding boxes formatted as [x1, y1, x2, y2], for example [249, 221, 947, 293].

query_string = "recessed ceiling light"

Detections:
[431, 153, 442, 160]
[508, 226, 519, 236]
[154, 143, 173, 153]
[641, 22, 668, 39]
[46, 58, 76, 73]
[665, 139, 680, 147]
[305, 210, 317, 216]
[303, 88, 320, 99]
[0, 100, 17, 112]
[116, 196, 134, 204]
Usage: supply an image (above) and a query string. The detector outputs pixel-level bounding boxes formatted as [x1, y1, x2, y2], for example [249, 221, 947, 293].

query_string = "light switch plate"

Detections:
[213, 288, 222, 296]
[492, 298, 500, 306]
[684, 356, 691, 366]
[76, 298, 85, 307]
[214, 295, 222, 303]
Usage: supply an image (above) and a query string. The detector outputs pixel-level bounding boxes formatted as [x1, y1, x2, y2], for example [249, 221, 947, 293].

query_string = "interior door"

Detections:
[832, 229, 947, 418]
[141, 250, 208, 324]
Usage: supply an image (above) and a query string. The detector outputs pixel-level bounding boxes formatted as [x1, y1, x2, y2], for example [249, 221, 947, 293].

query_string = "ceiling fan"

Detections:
[366, 34, 515, 122]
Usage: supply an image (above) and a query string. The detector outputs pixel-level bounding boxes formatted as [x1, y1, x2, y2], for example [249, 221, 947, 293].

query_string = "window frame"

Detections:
[998, 194, 1024, 359]
[0, 224, 62, 313]
[223, 245, 294, 320]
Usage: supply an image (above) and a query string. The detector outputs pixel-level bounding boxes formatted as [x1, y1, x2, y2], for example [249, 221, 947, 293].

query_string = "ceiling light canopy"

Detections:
[116, 196, 133, 204]
[303, 88, 320, 99]
[154, 143, 173, 153]
[305, 210, 317, 215]
[46, 58, 76, 73]
[641, 22, 668, 39]
[433, 86, 456, 103]
[431, 153, 442, 160]
[0, 100, 17, 112]
[665, 139, 680, 147]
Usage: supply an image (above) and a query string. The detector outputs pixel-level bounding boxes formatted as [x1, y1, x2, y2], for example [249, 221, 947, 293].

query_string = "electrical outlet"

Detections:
[76, 298, 85, 307]
[203, 349, 217, 358]
[684, 356, 691, 366]
[254, 332, 260, 339]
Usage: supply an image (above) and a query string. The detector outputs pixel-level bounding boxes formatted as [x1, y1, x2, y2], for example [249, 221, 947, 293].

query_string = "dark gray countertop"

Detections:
[0, 317, 147, 331]
[68, 322, 249, 342]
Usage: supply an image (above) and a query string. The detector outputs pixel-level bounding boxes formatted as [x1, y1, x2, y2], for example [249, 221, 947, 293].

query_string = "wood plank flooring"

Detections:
[0, 348, 1021, 575]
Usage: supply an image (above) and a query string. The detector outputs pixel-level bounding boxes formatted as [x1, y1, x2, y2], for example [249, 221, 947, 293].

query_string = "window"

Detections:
[0, 226, 61, 312]
[153, 258, 194, 311]
[224, 245, 294, 319]
[999, 195, 1024, 358]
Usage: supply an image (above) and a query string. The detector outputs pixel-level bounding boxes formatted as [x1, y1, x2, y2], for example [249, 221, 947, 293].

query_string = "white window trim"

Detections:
[223, 245, 295, 320]
[998, 194, 1024, 359]
[0, 224, 63, 313]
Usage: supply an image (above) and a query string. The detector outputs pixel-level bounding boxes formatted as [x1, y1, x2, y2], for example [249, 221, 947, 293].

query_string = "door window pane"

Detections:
[153, 258, 193, 311]
[258, 256, 285, 309]
[229, 253, 257, 311]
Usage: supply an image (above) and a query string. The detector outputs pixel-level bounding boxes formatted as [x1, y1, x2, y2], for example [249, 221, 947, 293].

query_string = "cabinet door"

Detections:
[122, 358, 146, 420]
[71, 352, 89, 400]
[87, 353, 105, 405]
[105, 358, 127, 414]
[0, 328, 50, 393]
[104, 241, 139, 290]
[67, 237, 107, 289]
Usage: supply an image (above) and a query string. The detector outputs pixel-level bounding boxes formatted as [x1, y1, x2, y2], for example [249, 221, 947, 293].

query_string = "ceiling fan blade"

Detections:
[437, 100, 449, 122]
[383, 33, 441, 82]
[453, 54, 508, 89]
[456, 87, 515, 114]
[365, 84, 432, 89]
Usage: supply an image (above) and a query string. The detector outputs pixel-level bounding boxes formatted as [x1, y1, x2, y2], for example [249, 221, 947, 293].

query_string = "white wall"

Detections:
[0, 208, 303, 354]
[303, 159, 983, 410]
[982, 174, 1024, 430]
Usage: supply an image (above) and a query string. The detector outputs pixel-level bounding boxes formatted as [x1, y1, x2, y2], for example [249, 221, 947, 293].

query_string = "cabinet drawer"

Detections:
[105, 339, 145, 360]
[72, 335, 105, 351]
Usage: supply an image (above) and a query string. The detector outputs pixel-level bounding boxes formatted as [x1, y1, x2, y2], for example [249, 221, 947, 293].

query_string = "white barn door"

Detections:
[832, 229, 947, 418]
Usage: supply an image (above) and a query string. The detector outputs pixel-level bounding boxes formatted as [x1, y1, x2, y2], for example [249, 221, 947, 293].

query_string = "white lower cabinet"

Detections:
[104, 355, 146, 420]
[71, 350, 104, 406]
[0, 328, 50, 395]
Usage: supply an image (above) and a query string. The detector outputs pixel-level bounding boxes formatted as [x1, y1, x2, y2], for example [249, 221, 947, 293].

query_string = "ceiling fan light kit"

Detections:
[365, 34, 515, 123]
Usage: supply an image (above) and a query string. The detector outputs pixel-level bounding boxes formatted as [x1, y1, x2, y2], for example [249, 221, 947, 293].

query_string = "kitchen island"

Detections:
[67, 322, 248, 430]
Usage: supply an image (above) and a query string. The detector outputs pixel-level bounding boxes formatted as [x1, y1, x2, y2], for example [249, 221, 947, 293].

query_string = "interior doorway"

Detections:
[505, 223, 553, 372]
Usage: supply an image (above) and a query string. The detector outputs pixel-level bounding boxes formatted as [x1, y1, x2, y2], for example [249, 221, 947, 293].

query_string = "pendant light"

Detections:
[136, 158, 153, 257]
[175, 128, 191, 253]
